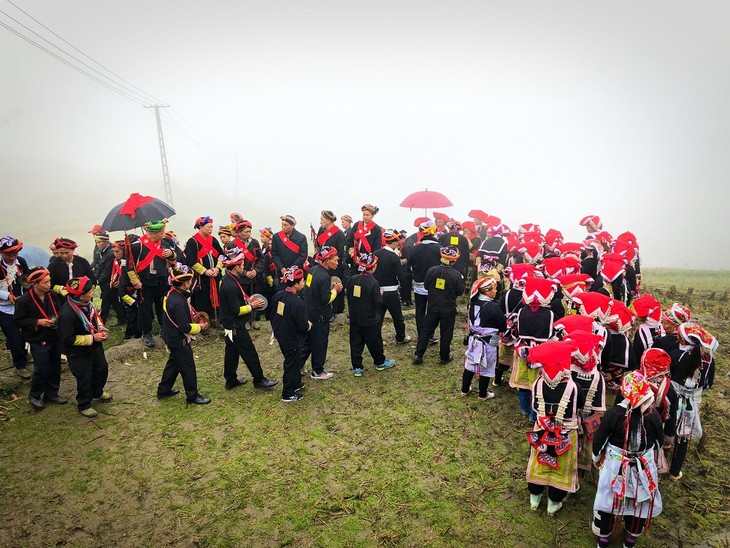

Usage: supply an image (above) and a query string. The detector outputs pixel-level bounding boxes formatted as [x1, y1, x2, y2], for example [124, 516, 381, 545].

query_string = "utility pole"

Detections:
[144, 104, 173, 207]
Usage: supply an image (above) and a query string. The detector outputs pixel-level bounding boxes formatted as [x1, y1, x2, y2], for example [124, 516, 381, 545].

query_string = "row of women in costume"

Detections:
[461, 257, 718, 547]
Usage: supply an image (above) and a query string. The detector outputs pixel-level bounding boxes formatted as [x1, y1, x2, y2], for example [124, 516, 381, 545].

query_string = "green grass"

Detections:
[0, 268, 728, 546]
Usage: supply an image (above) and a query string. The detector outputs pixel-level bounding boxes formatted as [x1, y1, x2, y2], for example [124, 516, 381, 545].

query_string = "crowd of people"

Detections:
[0, 207, 721, 546]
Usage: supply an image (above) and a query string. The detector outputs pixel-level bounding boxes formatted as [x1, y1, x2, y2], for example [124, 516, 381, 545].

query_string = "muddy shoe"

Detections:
[44, 395, 68, 404]
[251, 321, 261, 330]
[142, 333, 156, 347]
[80, 407, 98, 418]
[530, 494, 542, 511]
[253, 378, 278, 390]
[546, 499, 562, 516]
[281, 393, 304, 403]
[96, 391, 113, 403]
[28, 396, 45, 410]
[15, 367, 32, 379]
[375, 359, 395, 371]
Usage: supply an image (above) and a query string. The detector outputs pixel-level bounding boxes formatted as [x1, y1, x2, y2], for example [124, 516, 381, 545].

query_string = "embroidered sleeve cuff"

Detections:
[192, 263, 207, 275]
[74, 334, 94, 346]
[189, 323, 202, 335]
[127, 271, 140, 285]
[121, 295, 136, 306]
[327, 289, 337, 304]
[238, 305, 253, 316]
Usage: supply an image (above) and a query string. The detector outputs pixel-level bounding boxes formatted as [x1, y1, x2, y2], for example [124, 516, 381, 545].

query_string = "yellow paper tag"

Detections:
[450, 236, 459, 245]
[435, 278, 446, 290]
[306, 273, 313, 287]
[276, 301, 285, 315]
[353, 285, 361, 298]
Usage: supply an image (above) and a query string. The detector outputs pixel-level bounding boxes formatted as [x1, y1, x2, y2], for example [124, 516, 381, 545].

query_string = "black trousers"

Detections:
[67, 346, 109, 410]
[0, 310, 27, 368]
[224, 328, 264, 384]
[158, 343, 199, 401]
[299, 321, 330, 374]
[527, 482, 567, 503]
[400, 270, 413, 305]
[378, 291, 406, 341]
[100, 285, 126, 325]
[192, 275, 220, 320]
[123, 303, 141, 338]
[29, 338, 61, 399]
[461, 370, 491, 397]
[415, 309, 456, 360]
[670, 438, 689, 477]
[139, 278, 167, 334]
[349, 322, 385, 369]
[593, 509, 647, 540]
[279, 342, 303, 398]
[414, 293, 428, 337]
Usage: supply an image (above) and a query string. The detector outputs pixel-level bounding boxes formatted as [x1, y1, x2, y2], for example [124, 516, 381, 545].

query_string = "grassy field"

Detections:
[1, 268, 729, 547]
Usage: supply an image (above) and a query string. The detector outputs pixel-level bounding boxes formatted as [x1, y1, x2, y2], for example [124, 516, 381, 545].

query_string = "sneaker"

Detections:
[353, 368, 364, 377]
[142, 333, 156, 347]
[96, 391, 113, 403]
[428, 337, 439, 346]
[310, 371, 334, 380]
[375, 359, 395, 371]
[281, 393, 304, 403]
[412, 354, 423, 365]
[439, 353, 453, 365]
[44, 395, 68, 404]
[245, 322, 252, 331]
[670, 471, 683, 481]
[478, 392, 496, 401]
[395, 336, 411, 345]
[80, 407, 98, 418]
[294, 384, 305, 392]
[251, 321, 261, 330]
[459, 390, 470, 397]
[15, 367, 32, 379]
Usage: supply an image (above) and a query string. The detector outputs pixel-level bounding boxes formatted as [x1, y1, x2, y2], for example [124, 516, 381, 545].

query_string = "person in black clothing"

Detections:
[271, 266, 310, 402]
[346, 203, 382, 261]
[93, 232, 125, 325]
[218, 248, 278, 392]
[300, 246, 344, 379]
[58, 276, 111, 418]
[49, 237, 96, 303]
[461, 277, 507, 400]
[347, 253, 394, 376]
[185, 216, 223, 326]
[316, 210, 346, 317]
[409, 220, 442, 339]
[0, 236, 31, 378]
[374, 229, 409, 344]
[13, 267, 67, 409]
[157, 265, 211, 405]
[413, 246, 465, 365]
[126, 220, 184, 348]
[591, 371, 664, 548]
[271, 215, 308, 280]
[231, 220, 265, 329]
[652, 302, 691, 354]
[110, 240, 141, 340]
[399, 219, 425, 308]
[668, 322, 718, 481]
[439, 221, 471, 278]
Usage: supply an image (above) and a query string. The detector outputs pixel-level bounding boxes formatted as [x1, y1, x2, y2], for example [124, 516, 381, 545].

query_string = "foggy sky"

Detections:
[1, 1, 728, 268]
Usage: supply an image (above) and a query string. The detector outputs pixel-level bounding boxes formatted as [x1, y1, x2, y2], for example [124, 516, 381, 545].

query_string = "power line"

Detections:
[0, 6, 157, 105]
[0, 19, 147, 105]
[160, 110, 203, 148]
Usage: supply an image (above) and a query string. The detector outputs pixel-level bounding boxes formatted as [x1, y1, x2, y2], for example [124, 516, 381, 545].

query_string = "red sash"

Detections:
[135, 236, 164, 273]
[317, 225, 339, 247]
[233, 238, 257, 264]
[111, 260, 122, 287]
[194, 233, 220, 261]
[354, 221, 375, 253]
[277, 231, 300, 254]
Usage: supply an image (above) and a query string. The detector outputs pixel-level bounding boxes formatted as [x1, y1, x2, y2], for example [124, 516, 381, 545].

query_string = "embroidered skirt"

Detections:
[509, 354, 539, 390]
[526, 428, 579, 493]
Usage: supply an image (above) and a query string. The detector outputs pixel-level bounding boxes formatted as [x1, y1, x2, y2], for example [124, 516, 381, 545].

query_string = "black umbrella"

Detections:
[101, 193, 176, 232]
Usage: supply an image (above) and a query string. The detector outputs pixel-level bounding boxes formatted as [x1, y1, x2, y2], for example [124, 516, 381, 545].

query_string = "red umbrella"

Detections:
[400, 189, 453, 215]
